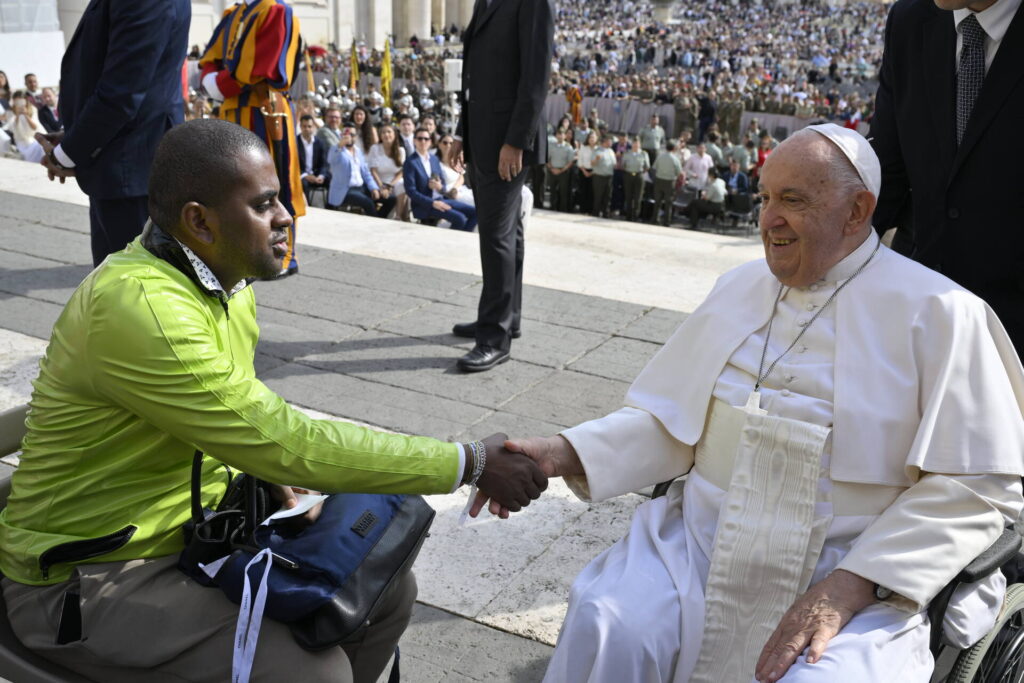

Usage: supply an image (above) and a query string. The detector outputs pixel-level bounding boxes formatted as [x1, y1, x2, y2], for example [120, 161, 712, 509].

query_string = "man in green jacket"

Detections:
[0, 119, 546, 682]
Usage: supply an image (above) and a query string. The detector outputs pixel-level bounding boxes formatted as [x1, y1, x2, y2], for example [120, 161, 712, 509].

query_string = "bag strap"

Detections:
[190, 449, 205, 525]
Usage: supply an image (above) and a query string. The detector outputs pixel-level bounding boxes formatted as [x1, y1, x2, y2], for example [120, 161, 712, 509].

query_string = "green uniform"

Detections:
[0, 226, 460, 586]
[622, 150, 650, 221]
[591, 147, 617, 216]
[640, 124, 666, 165]
[547, 141, 575, 212]
[652, 151, 682, 226]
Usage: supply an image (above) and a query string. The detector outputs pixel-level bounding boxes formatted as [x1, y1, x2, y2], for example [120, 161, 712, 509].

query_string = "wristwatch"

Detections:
[873, 583, 894, 601]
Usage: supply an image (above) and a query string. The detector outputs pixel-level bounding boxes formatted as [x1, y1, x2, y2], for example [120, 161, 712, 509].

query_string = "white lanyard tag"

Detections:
[232, 548, 272, 683]
[744, 389, 768, 416]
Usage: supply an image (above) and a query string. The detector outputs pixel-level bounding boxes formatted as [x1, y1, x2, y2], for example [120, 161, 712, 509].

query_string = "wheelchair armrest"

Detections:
[956, 527, 1022, 584]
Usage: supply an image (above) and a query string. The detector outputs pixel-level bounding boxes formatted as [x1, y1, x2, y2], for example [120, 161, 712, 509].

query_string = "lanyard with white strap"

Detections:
[232, 548, 273, 683]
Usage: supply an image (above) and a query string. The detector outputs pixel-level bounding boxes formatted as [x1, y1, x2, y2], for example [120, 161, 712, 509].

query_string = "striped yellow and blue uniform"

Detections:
[200, 0, 305, 274]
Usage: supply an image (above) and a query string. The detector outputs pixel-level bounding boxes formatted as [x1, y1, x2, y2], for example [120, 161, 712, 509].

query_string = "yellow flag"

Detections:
[381, 38, 392, 108]
[349, 40, 359, 91]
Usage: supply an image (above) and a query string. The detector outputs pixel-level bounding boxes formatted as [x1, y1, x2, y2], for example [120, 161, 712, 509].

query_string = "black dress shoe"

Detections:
[451, 321, 521, 339]
[457, 345, 510, 372]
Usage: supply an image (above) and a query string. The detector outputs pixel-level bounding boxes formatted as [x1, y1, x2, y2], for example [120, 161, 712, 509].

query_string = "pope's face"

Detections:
[757, 137, 858, 288]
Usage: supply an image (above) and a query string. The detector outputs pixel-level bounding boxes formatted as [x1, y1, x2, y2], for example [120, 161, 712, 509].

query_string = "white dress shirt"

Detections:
[954, 0, 1021, 73]
[300, 136, 314, 176]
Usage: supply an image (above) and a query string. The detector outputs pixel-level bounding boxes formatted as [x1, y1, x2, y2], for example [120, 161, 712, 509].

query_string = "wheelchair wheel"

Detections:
[948, 583, 1024, 683]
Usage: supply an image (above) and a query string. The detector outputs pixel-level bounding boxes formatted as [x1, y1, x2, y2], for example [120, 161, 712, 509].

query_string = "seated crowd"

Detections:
[0, 71, 62, 163]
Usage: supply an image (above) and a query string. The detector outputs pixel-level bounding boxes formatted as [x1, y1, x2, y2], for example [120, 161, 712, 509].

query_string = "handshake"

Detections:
[459, 432, 585, 519]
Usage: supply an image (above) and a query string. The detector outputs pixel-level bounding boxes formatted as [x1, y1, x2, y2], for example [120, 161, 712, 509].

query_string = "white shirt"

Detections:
[300, 135, 314, 176]
[345, 148, 364, 187]
[418, 152, 442, 199]
[683, 153, 714, 189]
[954, 0, 1021, 74]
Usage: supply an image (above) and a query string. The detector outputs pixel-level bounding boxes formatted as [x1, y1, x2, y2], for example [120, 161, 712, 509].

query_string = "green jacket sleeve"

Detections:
[87, 273, 461, 495]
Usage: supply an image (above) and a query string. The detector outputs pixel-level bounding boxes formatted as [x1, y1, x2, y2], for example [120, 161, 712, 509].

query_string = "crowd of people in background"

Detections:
[0, 71, 62, 163]
[4, 0, 886, 233]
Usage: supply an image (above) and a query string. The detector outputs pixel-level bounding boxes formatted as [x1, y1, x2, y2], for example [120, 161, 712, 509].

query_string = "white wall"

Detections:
[0, 31, 66, 89]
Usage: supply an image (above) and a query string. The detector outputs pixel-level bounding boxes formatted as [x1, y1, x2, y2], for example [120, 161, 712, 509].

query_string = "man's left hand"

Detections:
[371, 189, 381, 200]
[35, 133, 75, 183]
[498, 144, 523, 182]
[270, 485, 324, 527]
[755, 569, 875, 683]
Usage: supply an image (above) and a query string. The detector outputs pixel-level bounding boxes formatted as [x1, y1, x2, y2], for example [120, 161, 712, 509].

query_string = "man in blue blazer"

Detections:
[37, 0, 190, 266]
[404, 127, 477, 231]
[326, 126, 395, 217]
[296, 114, 329, 204]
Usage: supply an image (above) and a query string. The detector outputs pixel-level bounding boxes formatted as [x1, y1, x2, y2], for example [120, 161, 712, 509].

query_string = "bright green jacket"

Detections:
[0, 230, 460, 585]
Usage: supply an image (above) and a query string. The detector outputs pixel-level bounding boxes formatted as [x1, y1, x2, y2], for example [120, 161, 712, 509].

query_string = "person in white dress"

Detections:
[473, 124, 1024, 683]
[3, 91, 43, 163]
[437, 133, 534, 232]
[367, 124, 406, 220]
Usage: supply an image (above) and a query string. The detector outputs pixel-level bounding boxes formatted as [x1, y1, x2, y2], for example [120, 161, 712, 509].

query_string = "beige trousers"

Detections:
[2, 555, 416, 683]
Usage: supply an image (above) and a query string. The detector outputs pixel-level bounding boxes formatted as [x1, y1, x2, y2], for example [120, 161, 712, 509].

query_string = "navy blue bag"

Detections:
[180, 452, 435, 651]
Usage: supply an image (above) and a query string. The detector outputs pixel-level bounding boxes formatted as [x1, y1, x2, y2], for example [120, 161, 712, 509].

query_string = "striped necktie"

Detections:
[956, 14, 986, 146]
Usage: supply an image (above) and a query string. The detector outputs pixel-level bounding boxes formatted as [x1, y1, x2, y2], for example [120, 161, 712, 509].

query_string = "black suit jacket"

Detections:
[457, 0, 554, 173]
[871, 0, 1024, 301]
[296, 134, 329, 178]
[38, 106, 62, 134]
[59, 0, 190, 199]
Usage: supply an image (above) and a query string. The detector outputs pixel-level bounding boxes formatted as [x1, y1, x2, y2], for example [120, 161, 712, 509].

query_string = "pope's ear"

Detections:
[180, 202, 215, 246]
[845, 189, 876, 235]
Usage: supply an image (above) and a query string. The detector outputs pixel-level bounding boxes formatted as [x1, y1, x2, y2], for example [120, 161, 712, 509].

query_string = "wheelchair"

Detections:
[650, 479, 1024, 683]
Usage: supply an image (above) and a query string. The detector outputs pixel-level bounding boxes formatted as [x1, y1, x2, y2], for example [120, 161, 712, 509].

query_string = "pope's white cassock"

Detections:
[544, 231, 1024, 683]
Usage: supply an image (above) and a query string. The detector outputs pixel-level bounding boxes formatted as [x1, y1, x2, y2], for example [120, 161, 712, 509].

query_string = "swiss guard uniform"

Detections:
[200, 0, 305, 276]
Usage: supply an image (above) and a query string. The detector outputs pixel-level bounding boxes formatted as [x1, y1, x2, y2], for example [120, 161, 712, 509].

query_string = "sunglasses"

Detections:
[415, 136, 432, 141]
[439, 140, 452, 145]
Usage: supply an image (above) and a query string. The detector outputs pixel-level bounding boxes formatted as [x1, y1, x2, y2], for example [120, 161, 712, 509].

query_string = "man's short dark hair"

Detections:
[299, 114, 314, 124]
[666, 141, 677, 152]
[398, 114, 414, 123]
[148, 119, 268, 230]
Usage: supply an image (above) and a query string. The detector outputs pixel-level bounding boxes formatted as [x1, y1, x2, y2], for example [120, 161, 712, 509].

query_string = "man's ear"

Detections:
[844, 189, 877, 235]
[180, 202, 216, 246]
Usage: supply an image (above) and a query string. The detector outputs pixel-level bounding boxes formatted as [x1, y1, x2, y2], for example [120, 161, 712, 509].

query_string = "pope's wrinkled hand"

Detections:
[754, 569, 876, 683]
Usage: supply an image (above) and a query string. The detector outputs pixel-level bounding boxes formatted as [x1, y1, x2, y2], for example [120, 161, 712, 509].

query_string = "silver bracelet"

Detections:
[467, 440, 486, 487]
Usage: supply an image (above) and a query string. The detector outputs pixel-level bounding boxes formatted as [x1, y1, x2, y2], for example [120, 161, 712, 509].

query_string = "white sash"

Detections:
[689, 396, 831, 683]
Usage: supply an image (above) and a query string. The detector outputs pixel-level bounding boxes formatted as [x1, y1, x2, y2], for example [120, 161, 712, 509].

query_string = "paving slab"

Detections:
[0, 217, 92, 265]
[303, 250, 480, 301]
[618, 307, 689, 344]
[0, 190, 90, 233]
[500, 370, 631, 428]
[259, 361, 488, 440]
[255, 306, 365, 362]
[299, 329, 556, 412]
[0, 295, 66, 340]
[568, 336, 663, 383]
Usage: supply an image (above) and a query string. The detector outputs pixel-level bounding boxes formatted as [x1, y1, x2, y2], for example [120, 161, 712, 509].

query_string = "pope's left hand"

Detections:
[498, 144, 523, 182]
[755, 569, 875, 683]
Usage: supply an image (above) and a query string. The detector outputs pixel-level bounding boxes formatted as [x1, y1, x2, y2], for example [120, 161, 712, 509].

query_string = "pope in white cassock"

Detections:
[476, 124, 1024, 682]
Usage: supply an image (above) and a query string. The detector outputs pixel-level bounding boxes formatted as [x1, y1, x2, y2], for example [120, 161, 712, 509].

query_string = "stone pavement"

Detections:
[0, 156, 762, 682]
